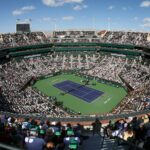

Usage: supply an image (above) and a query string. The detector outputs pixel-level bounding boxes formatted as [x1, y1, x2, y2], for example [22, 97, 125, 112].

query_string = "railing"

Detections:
[0, 108, 150, 122]
[0, 143, 22, 150]
[99, 127, 106, 149]
[115, 137, 145, 150]
[100, 126, 146, 150]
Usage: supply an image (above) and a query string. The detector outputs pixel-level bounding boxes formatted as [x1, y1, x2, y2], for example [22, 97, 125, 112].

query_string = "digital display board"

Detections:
[16, 24, 30, 33]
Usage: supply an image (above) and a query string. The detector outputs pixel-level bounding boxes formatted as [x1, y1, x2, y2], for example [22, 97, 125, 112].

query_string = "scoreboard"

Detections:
[16, 23, 30, 33]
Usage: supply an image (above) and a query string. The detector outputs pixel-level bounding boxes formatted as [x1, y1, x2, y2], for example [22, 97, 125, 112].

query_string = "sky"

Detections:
[0, 0, 150, 33]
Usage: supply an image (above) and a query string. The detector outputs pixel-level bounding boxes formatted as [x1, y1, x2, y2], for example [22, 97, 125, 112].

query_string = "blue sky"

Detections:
[0, 0, 150, 33]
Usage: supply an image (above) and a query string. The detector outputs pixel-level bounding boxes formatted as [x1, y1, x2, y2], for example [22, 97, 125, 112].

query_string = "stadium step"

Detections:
[79, 133, 101, 150]
[79, 131, 129, 150]
[100, 137, 129, 150]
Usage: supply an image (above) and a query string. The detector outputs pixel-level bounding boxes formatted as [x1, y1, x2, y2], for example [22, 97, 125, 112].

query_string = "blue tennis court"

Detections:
[53, 80, 104, 103]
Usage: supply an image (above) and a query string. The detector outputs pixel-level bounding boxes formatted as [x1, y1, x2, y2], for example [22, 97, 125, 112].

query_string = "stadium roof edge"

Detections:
[0, 30, 149, 34]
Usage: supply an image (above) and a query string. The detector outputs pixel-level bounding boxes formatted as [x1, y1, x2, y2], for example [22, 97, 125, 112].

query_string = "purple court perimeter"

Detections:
[53, 80, 104, 103]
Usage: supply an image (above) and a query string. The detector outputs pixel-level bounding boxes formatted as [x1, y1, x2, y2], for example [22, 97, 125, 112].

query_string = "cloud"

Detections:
[140, 1, 150, 7]
[143, 18, 150, 22]
[142, 23, 150, 27]
[12, 10, 23, 16]
[108, 5, 115, 10]
[134, 17, 139, 21]
[42, 17, 58, 22]
[42, 0, 83, 7]
[73, 4, 87, 10]
[12, 5, 35, 16]
[42, 17, 52, 22]
[62, 16, 74, 21]
[122, 7, 127, 11]
[141, 17, 150, 27]
[21, 6, 35, 11]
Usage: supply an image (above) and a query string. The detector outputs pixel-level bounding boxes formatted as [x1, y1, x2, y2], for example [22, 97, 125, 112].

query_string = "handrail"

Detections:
[100, 126, 146, 150]
[99, 127, 106, 149]
[116, 137, 145, 150]
[0, 143, 23, 150]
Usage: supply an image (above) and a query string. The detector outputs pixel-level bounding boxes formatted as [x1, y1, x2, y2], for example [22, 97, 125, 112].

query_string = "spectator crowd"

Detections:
[0, 30, 150, 150]
[0, 30, 150, 49]
[0, 32, 49, 49]
[0, 52, 149, 116]
[105, 114, 150, 150]
[0, 115, 83, 150]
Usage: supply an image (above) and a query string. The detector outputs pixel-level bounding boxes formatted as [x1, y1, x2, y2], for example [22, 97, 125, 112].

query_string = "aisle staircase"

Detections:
[80, 134, 101, 150]
[101, 136, 129, 150]
[79, 130, 129, 150]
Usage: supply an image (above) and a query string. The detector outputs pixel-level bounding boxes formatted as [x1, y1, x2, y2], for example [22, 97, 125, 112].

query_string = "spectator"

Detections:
[25, 128, 46, 150]
[92, 118, 102, 136]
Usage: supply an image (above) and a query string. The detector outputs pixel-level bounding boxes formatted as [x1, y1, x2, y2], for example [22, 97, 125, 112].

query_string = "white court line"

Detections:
[51, 79, 59, 83]
[104, 98, 111, 104]
[90, 92, 105, 103]
[56, 82, 101, 102]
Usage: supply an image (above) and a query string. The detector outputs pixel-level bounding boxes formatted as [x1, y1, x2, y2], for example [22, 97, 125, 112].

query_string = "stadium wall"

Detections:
[1, 109, 150, 122]
[0, 42, 148, 60]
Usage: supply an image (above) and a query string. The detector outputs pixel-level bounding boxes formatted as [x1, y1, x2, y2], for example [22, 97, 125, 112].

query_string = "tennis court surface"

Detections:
[53, 80, 104, 103]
